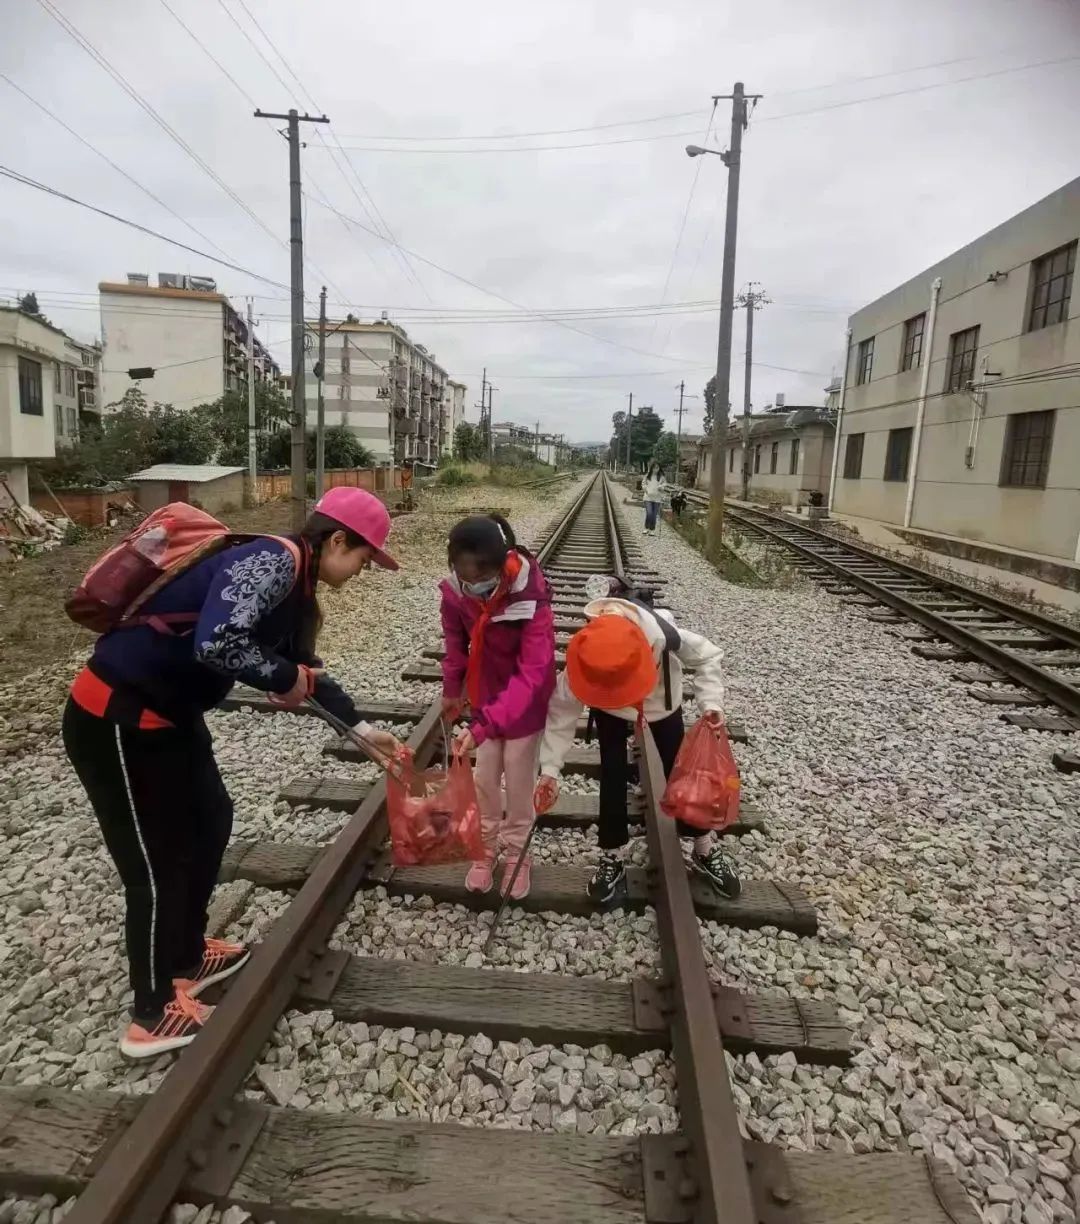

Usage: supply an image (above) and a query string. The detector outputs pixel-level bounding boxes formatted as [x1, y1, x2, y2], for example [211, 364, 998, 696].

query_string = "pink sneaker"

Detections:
[500, 854, 531, 900]
[465, 858, 495, 892]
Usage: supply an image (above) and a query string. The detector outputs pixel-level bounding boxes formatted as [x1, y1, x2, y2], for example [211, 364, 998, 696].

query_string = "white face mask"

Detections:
[462, 576, 498, 598]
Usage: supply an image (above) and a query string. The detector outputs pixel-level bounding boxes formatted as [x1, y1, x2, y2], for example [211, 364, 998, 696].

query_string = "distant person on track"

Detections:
[62, 488, 401, 1060]
[440, 514, 557, 901]
[642, 463, 665, 535]
[532, 591, 740, 904]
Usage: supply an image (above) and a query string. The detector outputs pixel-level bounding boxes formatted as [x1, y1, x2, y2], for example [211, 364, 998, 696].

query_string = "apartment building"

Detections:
[303, 316, 450, 466]
[445, 380, 466, 456]
[99, 274, 281, 410]
[834, 177, 1079, 566]
[0, 307, 64, 503]
[53, 337, 102, 448]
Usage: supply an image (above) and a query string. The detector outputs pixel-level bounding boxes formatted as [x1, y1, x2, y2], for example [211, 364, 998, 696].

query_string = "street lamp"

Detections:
[685, 145, 731, 164]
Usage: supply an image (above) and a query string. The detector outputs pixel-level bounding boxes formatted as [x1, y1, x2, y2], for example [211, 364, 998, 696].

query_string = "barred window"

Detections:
[945, 326, 979, 393]
[883, 427, 913, 482]
[842, 433, 864, 479]
[1027, 242, 1075, 331]
[18, 357, 43, 416]
[1000, 410, 1054, 488]
[855, 337, 874, 385]
[790, 438, 800, 474]
[769, 441, 779, 474]
[900, 314, 925, 372]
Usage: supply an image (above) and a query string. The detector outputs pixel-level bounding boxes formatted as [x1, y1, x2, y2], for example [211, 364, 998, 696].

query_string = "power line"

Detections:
[0, 164, 290, 289]
[156, 0, 257, 108]
[318, 128, 703, 154]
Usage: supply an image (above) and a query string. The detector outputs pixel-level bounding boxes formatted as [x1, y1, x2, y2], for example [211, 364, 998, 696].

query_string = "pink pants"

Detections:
[473, 733, 540, 859]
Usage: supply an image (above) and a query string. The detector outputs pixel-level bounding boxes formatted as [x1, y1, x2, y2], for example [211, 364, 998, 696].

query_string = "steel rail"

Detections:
[725, 504, 1080, 717]
[726, 501, 1080, 650]
[605, 471, 757, 1223]
[67, 474, 607, 1224]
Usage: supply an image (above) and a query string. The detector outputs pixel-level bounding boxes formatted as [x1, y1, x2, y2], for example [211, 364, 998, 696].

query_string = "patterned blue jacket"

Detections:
[89, 536, 358, 726]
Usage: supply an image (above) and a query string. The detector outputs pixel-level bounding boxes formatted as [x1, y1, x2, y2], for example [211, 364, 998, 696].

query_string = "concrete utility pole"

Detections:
[735, 283, 768, 501]
[673, 381, 688, 487]
[624, 391, 634, 469]
[255, 106, 329, 529]
[246, 298, 257, 502]
[487, 383, 496, 461]
[702, 82, 760, 559]
[315, 285, 327, 499]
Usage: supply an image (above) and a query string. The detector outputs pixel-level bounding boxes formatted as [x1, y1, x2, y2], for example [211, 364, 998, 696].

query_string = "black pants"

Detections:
[62, 699, 233, 1018]
[594, 706, 698, 849]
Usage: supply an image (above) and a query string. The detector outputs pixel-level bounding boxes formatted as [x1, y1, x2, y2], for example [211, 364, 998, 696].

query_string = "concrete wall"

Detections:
[836, 176, 1080, 561]
[0, 313, 63, 463]
[100, 288, 224, 409]
[133, 472, 245, 515]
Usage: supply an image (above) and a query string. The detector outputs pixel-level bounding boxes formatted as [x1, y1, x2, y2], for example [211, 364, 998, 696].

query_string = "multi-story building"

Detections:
[99, 274, 280, 411]
[53, 337, 102, 449]
[445, 380, 467, 456]
[833, 176, 1079, 568]
[0, 307, 64, 503]
[303, 316, 450, 465]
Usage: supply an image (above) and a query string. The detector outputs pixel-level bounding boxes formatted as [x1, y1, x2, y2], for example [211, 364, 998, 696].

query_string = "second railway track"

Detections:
[0, 473, 978, 1224]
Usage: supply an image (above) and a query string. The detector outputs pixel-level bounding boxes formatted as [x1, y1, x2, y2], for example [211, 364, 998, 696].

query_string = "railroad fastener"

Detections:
[678, 1177, 699, 1201]
[673, 1138, 690, 1156]
[188, 1148, 208, 1170]
[771, 1185, 794, 1205]
[215, 1107, 234, 1127]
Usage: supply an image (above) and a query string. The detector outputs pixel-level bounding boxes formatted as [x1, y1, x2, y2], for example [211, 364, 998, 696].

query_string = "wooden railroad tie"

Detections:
[0, 1085, 978, 1224]
[217, 841, 817, 935]
[1053, 750, 1080, 773]
[278, 777, 765, 838]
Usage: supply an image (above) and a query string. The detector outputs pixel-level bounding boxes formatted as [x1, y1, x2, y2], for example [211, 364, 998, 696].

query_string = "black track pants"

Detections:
[62, 699, 233, 1018]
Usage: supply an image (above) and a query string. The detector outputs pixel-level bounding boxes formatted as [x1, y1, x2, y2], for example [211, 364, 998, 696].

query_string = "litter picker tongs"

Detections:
[303, 697, 409, 785]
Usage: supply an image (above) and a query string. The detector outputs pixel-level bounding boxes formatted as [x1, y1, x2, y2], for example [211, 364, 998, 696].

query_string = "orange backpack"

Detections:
[66, 502, 301, 634]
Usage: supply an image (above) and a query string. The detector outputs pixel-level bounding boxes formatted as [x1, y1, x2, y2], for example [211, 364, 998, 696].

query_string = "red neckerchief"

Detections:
[465, 551, 524, 710]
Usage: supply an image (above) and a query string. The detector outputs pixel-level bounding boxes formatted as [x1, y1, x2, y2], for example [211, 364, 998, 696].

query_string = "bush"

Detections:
[436, 466, 477, 487]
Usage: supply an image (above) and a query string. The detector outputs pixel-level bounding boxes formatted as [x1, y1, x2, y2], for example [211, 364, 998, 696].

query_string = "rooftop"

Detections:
[99, 282, 226, 305]
[128, 464, 245, 483]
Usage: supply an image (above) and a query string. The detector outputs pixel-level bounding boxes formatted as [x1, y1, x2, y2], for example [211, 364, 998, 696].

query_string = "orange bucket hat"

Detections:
[565, 616, 657, 711]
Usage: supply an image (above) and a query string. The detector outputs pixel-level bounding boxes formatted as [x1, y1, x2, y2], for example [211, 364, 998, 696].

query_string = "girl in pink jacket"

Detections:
[440, 514, 556, 899]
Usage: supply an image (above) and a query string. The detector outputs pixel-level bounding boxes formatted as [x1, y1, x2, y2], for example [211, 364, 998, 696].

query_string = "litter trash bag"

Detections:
[660, 717, 740, 831]
[386, 745, 485, 866]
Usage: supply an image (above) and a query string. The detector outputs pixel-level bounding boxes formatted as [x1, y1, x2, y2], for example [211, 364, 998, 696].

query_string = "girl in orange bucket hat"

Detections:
[533, 592, 740, 903]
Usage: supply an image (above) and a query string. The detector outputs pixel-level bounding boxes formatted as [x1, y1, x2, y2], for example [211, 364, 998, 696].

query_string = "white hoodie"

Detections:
[642, 473, 664, 502]
[537, 598, 725, 780]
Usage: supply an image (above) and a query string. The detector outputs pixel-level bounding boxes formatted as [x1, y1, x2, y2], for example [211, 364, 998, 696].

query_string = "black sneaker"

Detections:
[588, 854, 626, 903]
[690, 845, 742, 898]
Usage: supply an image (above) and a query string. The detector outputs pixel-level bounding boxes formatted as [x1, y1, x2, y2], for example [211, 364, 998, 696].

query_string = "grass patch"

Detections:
[668, 512, 766, 586]
[435, 466, 478, 487]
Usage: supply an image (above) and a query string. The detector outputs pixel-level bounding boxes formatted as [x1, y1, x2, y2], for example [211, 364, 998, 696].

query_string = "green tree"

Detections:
[323, 425, 375, 469]
[18, 291, 40, 316]
[454, 421, 485, 462]
[652, 430, 678, 473]
[148, 403, 216, 465]
[193, 382, 290, 467]
[610, 406, 663, 471]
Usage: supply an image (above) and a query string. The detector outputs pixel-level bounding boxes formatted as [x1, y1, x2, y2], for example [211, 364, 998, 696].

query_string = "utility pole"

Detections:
[315, 285, 327, 499]
[625, 391, 633, 469]
[255, 106, 330, 529]
[735, 283, 768, 501]
[705, 82, 760, 559]
[673, 381, 688, 488]
[246, 298, 257, 502]
[477, 367, 488, 459]
[535, 420, 540, 459]
[487, 383, 496, 461]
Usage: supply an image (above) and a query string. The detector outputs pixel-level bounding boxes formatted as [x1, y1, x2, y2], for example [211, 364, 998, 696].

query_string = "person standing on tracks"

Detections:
[62, 488, 401, 1060]
[440, 514, 557, 900]
[532, 592, 741, 904]
[642, 463, 665, 535]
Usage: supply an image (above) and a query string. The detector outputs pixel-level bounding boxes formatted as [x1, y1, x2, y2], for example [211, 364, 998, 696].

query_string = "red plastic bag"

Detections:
[386, 746, 485, 866]
[660, 718, 740, 831]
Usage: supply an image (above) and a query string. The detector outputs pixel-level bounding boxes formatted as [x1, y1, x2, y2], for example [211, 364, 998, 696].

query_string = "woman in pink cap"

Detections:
[62, 487, 399, 1060]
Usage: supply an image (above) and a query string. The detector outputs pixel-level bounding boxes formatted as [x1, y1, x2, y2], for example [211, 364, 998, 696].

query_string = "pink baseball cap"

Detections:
[314, 487, 399, 570]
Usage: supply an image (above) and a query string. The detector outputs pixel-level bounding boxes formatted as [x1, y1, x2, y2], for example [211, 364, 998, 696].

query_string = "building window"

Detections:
[18, 356, 43, 416]
[1000, 410, 1054, 488]
[728, 447, 734, 473]
[67, 407, 77, 436]
[55, 403, 64, 436]
[842, 432, 864, 479]
[1027, 242, 1075, 331]
[65, 367, 76, 397]
[855, 337, 874, 385]
[945, 325, 980, 393]
[900, 313, 925, 372]
[54, 363, 62, 394]
[790, 438, 800, 474]
[769, 441, 779, 474]
[883, 427, 913, 482]
[753, 445, 761, 474]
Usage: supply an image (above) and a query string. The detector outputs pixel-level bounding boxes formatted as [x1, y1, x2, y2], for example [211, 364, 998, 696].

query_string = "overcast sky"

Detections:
[3, 0, 1079, 442]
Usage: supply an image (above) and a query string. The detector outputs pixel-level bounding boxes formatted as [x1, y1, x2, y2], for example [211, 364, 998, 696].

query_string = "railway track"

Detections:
[0, 473, 977, 1224]
[676, 489, 1080, 770]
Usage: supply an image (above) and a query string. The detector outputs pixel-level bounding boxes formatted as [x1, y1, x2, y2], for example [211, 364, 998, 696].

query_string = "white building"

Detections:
[53, 336, 102, 449]
[445, 380, 466, 456]
[303, 317, 451, 465]
[834, 176, 1080, 569]
[99, 274, 281, 411]
[0, 307, 63, 503]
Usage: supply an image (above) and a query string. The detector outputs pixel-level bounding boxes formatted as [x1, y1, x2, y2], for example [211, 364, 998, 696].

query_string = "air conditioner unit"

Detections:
[187, 276, 217, 292]
[158, 273, 184, 289]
